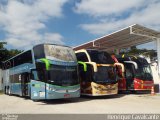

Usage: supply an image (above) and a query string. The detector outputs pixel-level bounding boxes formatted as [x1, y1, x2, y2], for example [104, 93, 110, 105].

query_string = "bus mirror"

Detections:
[86, 64, 94, 72]
[78, 61, 87, 72]
[124, 61, 138, 69]
[39, 58, 50, 70]
[114, 63, 125, 77]
[85, 62, 97, 72]
[77, 61, 97, 72]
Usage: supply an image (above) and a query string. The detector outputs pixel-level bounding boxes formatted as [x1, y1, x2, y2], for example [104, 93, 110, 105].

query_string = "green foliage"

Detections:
[120, 46, 157, 59]
[8, 49, 23, 58]
[0, 42, 22, 68]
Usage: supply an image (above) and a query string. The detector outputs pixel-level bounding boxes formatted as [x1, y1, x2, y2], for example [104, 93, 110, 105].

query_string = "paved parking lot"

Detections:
[0, 93, 160, 114]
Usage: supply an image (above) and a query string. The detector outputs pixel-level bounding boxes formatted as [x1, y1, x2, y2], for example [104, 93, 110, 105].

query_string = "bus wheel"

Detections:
[4, 86, 7, 94]
[8, 87, 11, 96]
[6, 86, 9, 95]
[33, 99, 39, 102]
[131, 90, 137, 94]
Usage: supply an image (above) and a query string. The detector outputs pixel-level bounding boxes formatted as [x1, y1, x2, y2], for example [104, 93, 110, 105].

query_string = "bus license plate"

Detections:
[64, 94, 70, 98]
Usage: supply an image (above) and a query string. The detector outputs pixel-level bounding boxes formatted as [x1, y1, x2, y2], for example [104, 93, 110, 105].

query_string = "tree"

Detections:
[120, 46, 157, 60]
[0, 42, 22, 68]
[8, 49, 23, 58]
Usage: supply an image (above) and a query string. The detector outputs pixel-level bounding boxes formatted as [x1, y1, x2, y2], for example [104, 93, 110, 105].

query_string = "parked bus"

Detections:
[75, 49, 123, 96]
[2, 44, 80, 100]
[112, 55, 154, 92]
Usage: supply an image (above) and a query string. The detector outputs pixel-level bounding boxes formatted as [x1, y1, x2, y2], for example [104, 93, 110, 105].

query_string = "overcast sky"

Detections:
[0, 0, 159, 50]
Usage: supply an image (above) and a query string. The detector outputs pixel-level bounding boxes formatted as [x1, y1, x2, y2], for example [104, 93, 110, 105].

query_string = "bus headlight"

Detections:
[49, 87, 56, 91]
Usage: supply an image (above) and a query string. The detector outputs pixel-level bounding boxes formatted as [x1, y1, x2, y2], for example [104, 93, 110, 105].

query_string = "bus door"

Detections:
[30, 69, 46, 100]
[124, 62, 136, 90]
[21, 72, 29, 96]
[114, 63, 125, 90]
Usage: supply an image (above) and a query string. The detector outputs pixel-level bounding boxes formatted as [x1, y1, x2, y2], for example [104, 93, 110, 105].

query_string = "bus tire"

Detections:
[6, 86, 9, 95]
[29, 90, 31, 99]
[8, 87, 11, 96]
[4, 86, 7, 94]
[33, 99, 39, 102]
[131, 90, 137, 94]
[20, 91, 23, 97]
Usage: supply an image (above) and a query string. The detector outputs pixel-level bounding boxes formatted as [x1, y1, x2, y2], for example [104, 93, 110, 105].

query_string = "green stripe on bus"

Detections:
[78, 61, 87, 72]
[34, 84, 41, 88]
[40, 58, 50, 70]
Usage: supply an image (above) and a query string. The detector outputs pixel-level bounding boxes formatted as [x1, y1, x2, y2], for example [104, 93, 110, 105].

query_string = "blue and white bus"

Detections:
[2, 44, 80, 100]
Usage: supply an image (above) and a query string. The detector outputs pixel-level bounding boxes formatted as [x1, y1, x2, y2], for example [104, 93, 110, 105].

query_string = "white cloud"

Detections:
[74, 0, 160, 35]
[0, 0, 67, 49]
[74, 0, 145, 17]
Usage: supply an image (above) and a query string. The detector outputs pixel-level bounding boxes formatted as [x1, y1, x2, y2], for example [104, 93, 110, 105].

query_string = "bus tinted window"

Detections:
[48, 65, 79, 86]
[76, 52, 88, 62]
[94, 66, 117, 83]
[33, 44, 45, 59]
[3, 50, 32, 69]
[135, 65, 153, 80]
[132, 57, 149, 66]
[87, 50, 114, 64]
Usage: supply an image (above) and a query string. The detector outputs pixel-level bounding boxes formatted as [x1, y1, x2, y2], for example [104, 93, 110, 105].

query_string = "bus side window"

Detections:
[76, 52, 89, 62]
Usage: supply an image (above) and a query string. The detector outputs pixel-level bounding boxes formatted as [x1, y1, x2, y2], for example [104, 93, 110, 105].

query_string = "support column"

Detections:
[157, 38, 160, 76]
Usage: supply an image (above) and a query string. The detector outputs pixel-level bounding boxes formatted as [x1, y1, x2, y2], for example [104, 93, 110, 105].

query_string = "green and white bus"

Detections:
[2, 44, 80, 100]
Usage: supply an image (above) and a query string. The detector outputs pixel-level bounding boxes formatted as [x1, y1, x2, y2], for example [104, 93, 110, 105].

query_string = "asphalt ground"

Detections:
[0, 93, 160, 114]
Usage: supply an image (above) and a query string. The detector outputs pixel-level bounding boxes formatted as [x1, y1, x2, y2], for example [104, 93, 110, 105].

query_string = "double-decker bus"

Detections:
[112, 55, 154, 92]
[2, 44, 80, 100]
[75, 49, 122, 96]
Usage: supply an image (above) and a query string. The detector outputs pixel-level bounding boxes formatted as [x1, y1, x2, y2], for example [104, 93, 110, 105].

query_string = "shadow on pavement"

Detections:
[119, 90, 151, 95]
[39, 94, 126, 105]
[80, 94, 125, 99]
[39, 97, 92, 105]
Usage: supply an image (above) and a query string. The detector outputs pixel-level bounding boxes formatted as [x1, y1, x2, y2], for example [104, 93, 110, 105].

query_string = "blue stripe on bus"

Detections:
[9, 80, 80, 99]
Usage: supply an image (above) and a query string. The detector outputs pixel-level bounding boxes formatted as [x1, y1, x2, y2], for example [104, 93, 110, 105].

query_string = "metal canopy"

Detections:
[73, 24, 160, 52]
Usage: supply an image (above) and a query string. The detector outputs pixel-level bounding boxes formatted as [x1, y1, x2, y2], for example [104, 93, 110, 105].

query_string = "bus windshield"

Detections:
[87, 50, 114, 64]
[94, 66, 117, 83]
[135, 65, 153, 81]
[47, 65, 79, 86]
